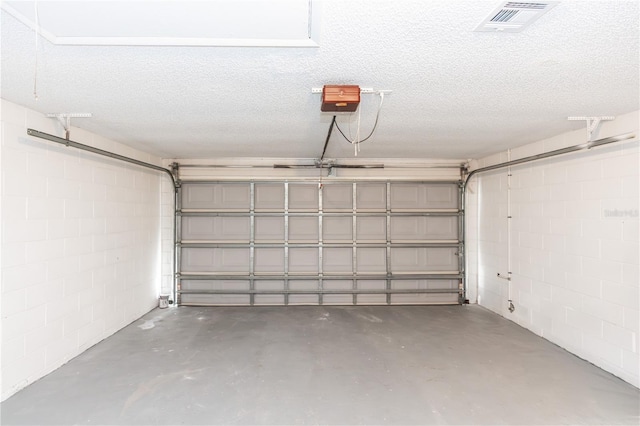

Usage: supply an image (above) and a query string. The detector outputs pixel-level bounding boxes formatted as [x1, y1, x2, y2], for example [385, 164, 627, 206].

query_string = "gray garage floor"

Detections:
[1, 305, 639, 425]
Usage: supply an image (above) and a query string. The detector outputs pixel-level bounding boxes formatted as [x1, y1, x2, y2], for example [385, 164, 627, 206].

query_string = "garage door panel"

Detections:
[358, 280, 386, 290]
[356, 217, 386, 241]
[323, 248, 353, 273]
[390, 247, 458, 272]
[255, 217, 284, 241]
[427, 216, 458, 238]
[426, 248, 458, 270]
[181, 294, 251, 305]
[357, 295, 387, 304]
[356, 248, 386, 273]
[288, 281, 319, 305]
[219, 217, 250, 240]
[323, 294, 352, 304]
[392, 279, 457, 290]
[289, 248, 319, 273]
[426, 186, 457, 207]
[391, 185, 420, 209]
[178, 180, 462, 306]
[181, 280, 250, 291]
[390, 293, 458, 304]
[289, 184, 318, 210]
[390, 280, 458, 304]
[390, 216, 458, 241]
[391, 183, 458, 210]
[289, 280, 318, 291]
[254, 294, 285, 305]
[288, 294, 319, 305]
[357, 183, 386, 210]
[181, 248, 250, 272]
[289, 217, 318, 241]
[254, 280, 284, 291]
[323, 217, 352, 241]
[323, 280, 352, 290]
[255, 183, 284, 211]
[182, 216, 250, 241]
[183, 216, 215, 237]
[182, 186, 216, 209]
[323, 280, 353, 304]
[183, 183, 250, 210]
[181, 248, 214, 269]
[254, 248, 285, 273]
[323, 184, 352, 210]
[180, 280, 250, 305]
[356, 280, 387, 304]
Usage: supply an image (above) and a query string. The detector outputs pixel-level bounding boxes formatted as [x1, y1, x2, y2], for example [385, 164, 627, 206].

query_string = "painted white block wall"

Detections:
[469, 111, 640, 387]
[0, 99, 164, 401]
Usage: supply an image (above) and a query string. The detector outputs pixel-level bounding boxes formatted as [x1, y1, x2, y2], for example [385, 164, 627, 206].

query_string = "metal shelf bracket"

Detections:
[46, 113, 92, 140]
[568, 116, 615, 142]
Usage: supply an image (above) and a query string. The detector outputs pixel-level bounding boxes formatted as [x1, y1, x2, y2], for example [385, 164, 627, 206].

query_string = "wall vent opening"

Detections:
[475, 1, 559, 32]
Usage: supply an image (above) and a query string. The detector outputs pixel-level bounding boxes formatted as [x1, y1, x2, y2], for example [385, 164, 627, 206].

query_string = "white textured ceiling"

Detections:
[1, 0, 639, 160]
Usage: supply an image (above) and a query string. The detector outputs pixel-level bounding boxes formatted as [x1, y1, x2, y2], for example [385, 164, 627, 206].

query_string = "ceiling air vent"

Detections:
[474, 1, 559, 32]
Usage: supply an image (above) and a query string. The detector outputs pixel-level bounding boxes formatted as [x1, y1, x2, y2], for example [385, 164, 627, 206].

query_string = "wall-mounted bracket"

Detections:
[568, 116, 615, 142]
[311, 87, 392, 95]
[170, 162, 182, 188]
[46, 112, 92, 140]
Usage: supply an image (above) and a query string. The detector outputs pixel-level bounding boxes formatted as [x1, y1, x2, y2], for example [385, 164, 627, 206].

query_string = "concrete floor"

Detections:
[1, 305, 639, 425]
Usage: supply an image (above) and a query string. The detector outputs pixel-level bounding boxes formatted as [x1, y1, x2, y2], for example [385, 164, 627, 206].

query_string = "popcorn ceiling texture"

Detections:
[1, 1, 638, 160]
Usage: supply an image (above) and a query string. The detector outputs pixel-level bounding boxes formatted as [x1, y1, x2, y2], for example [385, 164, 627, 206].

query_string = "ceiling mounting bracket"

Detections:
[567, 116, 615, 142]
[46, 113, 92, 140]
[311, 88, 392, 95]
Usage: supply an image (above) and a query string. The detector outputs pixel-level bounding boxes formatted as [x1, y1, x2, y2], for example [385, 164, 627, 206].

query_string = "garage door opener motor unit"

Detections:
[321, 85, 360, 112]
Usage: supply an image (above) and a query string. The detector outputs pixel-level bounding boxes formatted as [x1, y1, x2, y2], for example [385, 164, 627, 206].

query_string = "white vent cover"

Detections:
[474, 1, 559, 32]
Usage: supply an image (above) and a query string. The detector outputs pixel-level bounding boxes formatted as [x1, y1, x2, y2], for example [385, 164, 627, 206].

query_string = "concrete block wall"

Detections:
[1, 99, 164, 401]
[469, 111, 639, 387]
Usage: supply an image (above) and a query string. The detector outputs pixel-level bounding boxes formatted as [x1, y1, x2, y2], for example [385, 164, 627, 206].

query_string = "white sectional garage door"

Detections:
[176, 181, 463, 306]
